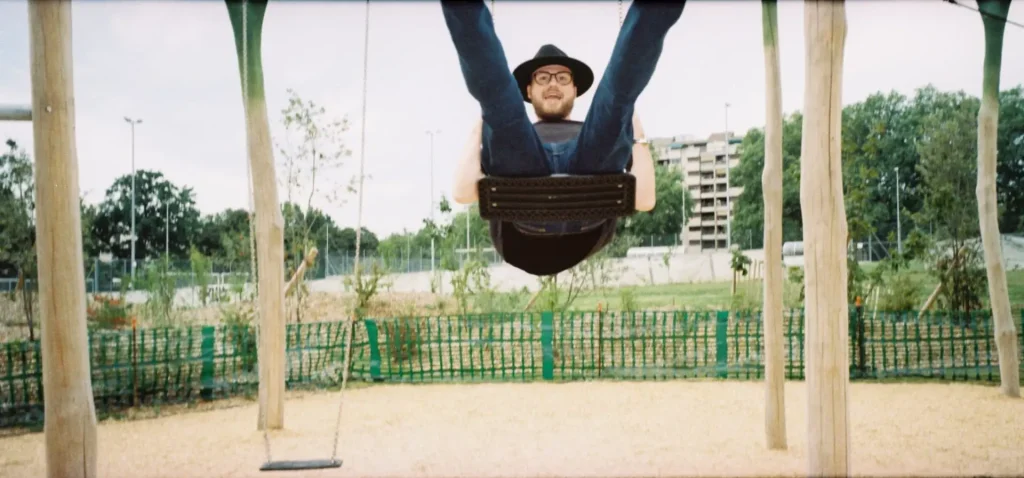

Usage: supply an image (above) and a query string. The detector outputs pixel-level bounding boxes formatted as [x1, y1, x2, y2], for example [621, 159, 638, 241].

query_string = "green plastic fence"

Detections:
[3, 308, 1023, 429]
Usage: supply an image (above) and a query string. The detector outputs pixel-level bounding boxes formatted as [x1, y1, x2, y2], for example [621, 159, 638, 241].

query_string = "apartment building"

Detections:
[651, 132, 744, 252]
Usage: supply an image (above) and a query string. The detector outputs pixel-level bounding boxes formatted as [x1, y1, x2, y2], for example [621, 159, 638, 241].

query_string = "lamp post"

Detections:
[426, 129, 441, 274]
[124, 116, 142, 286]
[895, 166, 902, 255]
[165, 201, 169, 259]
[724, 103, 731, 250]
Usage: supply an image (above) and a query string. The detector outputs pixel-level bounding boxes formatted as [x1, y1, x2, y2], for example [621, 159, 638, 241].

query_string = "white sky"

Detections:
[1, 0, 1022, 238]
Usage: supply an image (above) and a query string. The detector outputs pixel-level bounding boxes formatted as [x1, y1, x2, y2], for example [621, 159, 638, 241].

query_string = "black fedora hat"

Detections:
[512, 44, 594, 103]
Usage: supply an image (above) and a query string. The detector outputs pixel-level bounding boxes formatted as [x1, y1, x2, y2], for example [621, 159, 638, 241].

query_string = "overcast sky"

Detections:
[1, 0, 1022, 238]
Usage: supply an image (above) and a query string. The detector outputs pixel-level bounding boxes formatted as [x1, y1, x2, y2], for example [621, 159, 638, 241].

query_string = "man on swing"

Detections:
[443, 0, 686, 276]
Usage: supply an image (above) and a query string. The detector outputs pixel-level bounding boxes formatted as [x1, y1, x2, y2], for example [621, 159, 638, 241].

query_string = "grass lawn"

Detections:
[569, 263, 1024, 312]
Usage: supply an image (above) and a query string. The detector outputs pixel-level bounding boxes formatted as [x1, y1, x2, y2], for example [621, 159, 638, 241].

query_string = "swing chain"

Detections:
[331, 317, 356, 460]
[329, 0, 372, 462]
[243, 0, 364, 467]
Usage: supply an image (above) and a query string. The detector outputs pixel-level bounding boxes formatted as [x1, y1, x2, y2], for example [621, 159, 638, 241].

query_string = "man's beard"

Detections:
[534, 97, 574, 121]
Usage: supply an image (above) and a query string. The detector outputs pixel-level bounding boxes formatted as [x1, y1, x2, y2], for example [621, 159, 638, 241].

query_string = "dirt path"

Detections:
[2, 380, 1023, 477]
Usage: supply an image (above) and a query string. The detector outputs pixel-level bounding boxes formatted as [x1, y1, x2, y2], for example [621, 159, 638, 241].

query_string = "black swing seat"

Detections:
[477, 173, 636, 221]
[260, 459, 342, 472]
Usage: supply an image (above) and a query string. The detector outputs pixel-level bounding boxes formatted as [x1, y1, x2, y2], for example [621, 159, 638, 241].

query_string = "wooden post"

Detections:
[226, 0, 286, 430]
[917, 282, 944, 319]
[284, 247, 319, 297]
[975, 0, 1020, 399]
[801, 1, 850, 475]
[760, 0, 787, 451]
[28, 1, 99, 476]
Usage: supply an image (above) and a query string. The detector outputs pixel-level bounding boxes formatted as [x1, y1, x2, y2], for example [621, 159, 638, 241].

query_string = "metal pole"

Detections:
[0, 105, 32, 121]
[724, 103, 731, 250]
[426, 130, 440, 274]
[165, 200, 169, 259]
[895, 166, 902, 255]
[132, 122, 135, 281]
[681, 152, 687, 253]
[125, 117, 142, 286]
[430, 132, 434, 274]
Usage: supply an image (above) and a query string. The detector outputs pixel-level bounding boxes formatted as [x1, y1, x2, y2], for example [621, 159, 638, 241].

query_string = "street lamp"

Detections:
[165, 199, 170, 260]
[895, 166, 902, 255]
[425, 129, 441, 274]
[124, 116, 142, 286]
[724, 103, 731, 250]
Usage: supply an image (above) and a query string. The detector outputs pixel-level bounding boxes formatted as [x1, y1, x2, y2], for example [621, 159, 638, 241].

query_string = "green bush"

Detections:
[878, 271, 921, 312]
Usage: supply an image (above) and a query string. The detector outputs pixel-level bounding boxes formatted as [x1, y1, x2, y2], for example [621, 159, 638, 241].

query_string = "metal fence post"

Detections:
[541, 311, 554, 380]
[715, 310, 729, 378]
[199, 326, 216, 400]
[364, 320, 382, 381]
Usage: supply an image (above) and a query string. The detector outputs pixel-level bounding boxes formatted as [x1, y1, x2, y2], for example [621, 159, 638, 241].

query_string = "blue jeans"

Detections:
[441, 0, 685, 233]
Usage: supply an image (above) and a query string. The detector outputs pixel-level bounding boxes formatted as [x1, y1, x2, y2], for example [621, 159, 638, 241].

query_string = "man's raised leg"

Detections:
[568, 1, 686, 174]
[441, 0, 549, 177]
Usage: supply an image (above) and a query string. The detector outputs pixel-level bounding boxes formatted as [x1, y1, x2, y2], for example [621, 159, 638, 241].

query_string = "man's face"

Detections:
[526, 64, 575, 120]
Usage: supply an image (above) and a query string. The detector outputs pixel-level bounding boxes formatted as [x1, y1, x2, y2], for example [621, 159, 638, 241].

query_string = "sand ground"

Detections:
[2, 380, 1023, 477]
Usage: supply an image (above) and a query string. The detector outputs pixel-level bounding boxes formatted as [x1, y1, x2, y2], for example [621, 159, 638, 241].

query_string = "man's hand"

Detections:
[452, 118, 485, 205]
[631, 113, 657, 211]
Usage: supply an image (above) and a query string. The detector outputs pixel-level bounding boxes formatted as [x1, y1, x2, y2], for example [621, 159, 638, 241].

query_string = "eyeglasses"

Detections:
[533, 70, 573, 86]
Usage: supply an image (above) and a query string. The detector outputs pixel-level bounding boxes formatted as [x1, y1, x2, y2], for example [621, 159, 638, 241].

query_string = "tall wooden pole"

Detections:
[975, 0, 1020, 399]
[29, 0, 99, 476]
[227, 0, 286, 430]
[760, 0, 787, 451]
[801, 1, 850, 475]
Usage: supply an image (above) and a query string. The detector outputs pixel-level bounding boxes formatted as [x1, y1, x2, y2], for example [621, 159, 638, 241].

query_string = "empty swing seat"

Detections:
[477, 174, 636, 222]
[260, 459, 343, 472]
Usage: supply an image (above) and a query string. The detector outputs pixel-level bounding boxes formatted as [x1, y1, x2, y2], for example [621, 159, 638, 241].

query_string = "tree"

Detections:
[913, 92, 986, 315]
[379, 227, 436, 258]
[80, 200, 100, 259]
[619, 164, 692, 240]
[0, 139, 38, 339]
[91, 170, 201, 261]
[193, 208, 252, 269]
[730, 114, 804, 249]
[973, 0, 1019, 398]
[995, 87, 1024, 232]
[841, 90, 918, 243]
[440, 203, 492, 258]
[277, 89, 355, 275]
[425, 195, 459, 272]
[330, 225, 379, 255]
[728, 84, 1024, 255]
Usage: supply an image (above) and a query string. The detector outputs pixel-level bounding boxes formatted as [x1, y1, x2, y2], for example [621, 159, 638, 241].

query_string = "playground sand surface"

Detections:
[2, 380, 1023, 477]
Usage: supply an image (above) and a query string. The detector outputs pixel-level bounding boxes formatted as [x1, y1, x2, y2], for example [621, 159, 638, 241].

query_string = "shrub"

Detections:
[219, 303, 256, 372]
[87, 295, 134, 330]
[382, 317, 423, 364]
[878, 271, 921, 312]
[933, 244, 986, 319]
